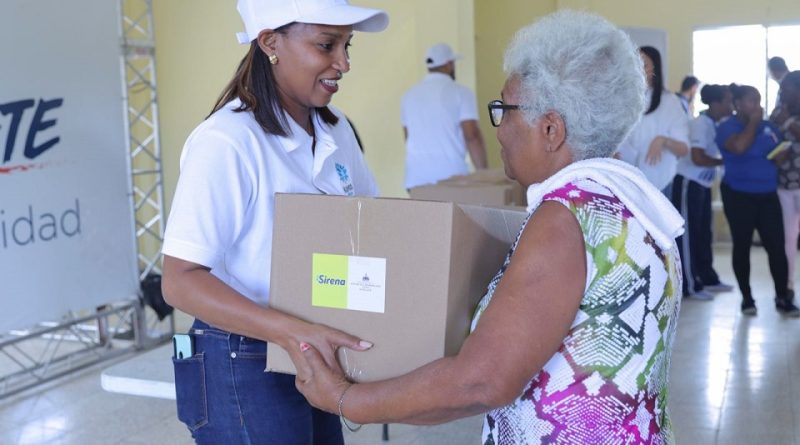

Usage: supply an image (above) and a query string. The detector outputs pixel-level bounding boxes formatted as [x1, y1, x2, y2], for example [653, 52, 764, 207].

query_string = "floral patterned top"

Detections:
[471, 178, 682, 445]
[777, 124, 800, 190]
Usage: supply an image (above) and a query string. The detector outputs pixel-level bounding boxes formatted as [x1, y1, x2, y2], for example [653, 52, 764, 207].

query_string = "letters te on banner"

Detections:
[0, 0, 139, 332]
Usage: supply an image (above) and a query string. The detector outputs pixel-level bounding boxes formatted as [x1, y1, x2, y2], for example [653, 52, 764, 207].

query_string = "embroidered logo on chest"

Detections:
[335, 163, 354, 196]
[335, 163, 350, 182]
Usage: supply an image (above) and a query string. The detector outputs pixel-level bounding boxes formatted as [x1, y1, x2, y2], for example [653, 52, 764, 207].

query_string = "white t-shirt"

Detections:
[617, 90, 690, 190]
[401, 72, 479, 189]
[675, 113, 721, 188]
[162, 100, 378, 306]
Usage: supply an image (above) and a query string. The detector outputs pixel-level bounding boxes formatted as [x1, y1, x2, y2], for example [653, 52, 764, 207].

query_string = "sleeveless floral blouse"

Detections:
[471, 178, 682, 445]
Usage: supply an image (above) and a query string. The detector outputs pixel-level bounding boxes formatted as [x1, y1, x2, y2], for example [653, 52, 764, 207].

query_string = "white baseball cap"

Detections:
[425, 43, 461, 68]
[236, 0, 389, 44]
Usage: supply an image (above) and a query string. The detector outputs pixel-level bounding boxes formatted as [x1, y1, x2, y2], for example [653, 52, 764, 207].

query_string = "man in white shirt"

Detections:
[769, 56, 790, 118]
[401, 43, 487, 189]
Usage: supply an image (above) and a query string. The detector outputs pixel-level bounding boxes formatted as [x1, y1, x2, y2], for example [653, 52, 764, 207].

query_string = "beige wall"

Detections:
[153, 1, 246, 214]
[474, 0, 557, 169]
[153, 0, 476, 210]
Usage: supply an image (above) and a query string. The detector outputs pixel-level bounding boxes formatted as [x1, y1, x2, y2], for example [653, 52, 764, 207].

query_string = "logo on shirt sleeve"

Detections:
[335, 162, 354, 196]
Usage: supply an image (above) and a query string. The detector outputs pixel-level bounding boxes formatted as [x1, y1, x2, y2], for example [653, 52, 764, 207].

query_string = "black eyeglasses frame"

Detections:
[487, 100, 521, 127]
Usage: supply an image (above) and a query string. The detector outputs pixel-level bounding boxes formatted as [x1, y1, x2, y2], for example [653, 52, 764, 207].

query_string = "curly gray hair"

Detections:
[503, 10, 646, 160]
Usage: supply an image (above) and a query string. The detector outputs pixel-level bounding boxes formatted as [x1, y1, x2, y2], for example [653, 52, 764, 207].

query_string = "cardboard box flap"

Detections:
[441, 168, 511, 184]
[444, 205, 528, 355]
[408, 169, 527, 207]
[409, 183, 514, 206]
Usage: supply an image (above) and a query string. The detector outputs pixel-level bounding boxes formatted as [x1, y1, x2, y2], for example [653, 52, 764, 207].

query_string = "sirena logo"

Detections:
[362, 273, 370, 282]
[0, 97, 64, 174]
[317, 275, 345, 286]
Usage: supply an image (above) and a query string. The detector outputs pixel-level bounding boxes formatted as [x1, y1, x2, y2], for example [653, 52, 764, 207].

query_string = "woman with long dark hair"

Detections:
[617, 46, 690, 195]
[160, 1, 389, 443]
[716, 84, 798, 316]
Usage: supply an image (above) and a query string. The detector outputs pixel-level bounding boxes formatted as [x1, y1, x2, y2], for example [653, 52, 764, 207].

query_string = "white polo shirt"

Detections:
[617, 89, 690, 190]
[675, 113, 721, 188]
[401, 72, 479, 189]
[162, 100, 378, 306]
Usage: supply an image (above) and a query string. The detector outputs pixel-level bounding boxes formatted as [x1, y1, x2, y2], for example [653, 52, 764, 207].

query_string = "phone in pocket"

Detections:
[173, 334, 195, 359]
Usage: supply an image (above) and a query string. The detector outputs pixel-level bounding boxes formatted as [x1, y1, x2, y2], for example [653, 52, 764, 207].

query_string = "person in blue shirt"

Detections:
[715, 84, 798, 316]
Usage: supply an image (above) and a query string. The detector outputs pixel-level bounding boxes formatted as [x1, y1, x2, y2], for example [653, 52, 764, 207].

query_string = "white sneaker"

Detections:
[686, 290, 715, 300]
[703, 282, 734, 293]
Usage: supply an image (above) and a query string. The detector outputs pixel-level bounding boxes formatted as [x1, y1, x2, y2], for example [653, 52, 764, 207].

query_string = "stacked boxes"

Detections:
[408, 169, 526, 207]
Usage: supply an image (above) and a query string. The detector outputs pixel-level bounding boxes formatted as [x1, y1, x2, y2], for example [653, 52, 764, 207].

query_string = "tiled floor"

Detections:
[0, 246, 798, 444]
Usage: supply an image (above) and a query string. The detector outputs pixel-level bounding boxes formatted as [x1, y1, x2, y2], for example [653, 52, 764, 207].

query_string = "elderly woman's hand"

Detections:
[279, 321, 372, 381]
[293, 342, 352, 414]
[645, 136, 664, 165]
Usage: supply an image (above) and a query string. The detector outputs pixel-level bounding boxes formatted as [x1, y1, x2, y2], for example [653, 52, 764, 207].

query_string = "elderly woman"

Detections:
[292, 11, 684, 444]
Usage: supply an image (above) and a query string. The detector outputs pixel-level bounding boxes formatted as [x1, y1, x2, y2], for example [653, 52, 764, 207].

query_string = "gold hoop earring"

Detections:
[268, 54, 278, 65]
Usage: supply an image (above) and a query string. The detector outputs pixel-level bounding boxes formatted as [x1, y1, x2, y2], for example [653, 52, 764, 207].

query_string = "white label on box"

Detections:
[312, 254, 386, 313]
[346, 255, 386, 313]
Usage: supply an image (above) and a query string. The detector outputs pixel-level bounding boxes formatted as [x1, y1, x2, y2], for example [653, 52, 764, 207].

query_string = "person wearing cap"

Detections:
[160, 0, 388, 443]
[291, 11, 683, 444]
[401, 43, 488, 190]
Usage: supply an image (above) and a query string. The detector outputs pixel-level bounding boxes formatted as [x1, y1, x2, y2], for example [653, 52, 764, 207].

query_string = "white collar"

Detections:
[425, 72, 453, 82]
[277, 109, 335, 153]
[526, 158, 684, 250]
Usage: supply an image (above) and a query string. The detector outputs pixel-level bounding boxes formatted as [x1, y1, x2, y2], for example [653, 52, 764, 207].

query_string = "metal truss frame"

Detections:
[122, 0, 166, 281]
[0, 0, 171, 400]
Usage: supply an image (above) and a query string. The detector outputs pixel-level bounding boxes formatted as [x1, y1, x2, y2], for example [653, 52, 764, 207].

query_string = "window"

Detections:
[767, 25, 800, 109]
[693, 24, 800, 114]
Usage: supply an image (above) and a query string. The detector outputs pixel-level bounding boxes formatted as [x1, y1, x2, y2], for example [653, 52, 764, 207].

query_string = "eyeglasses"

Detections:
[487, 100, 521, 127]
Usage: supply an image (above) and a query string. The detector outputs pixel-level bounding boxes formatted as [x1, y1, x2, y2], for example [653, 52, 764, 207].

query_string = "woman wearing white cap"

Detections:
[292, 11, 682, 445]
[160, 0, 388, 443]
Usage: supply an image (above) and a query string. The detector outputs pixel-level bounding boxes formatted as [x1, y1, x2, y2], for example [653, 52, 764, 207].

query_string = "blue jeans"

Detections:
[172, 319, 344, 444]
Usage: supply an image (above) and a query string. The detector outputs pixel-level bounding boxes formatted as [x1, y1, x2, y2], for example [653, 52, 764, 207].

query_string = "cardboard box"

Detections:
[266, 194, 527, 382]
[442, 168, 513, 184]
[408, 169, 526, 207]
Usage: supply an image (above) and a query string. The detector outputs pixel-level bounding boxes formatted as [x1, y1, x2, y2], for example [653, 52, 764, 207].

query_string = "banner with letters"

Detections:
[0, 0, 139, 331]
